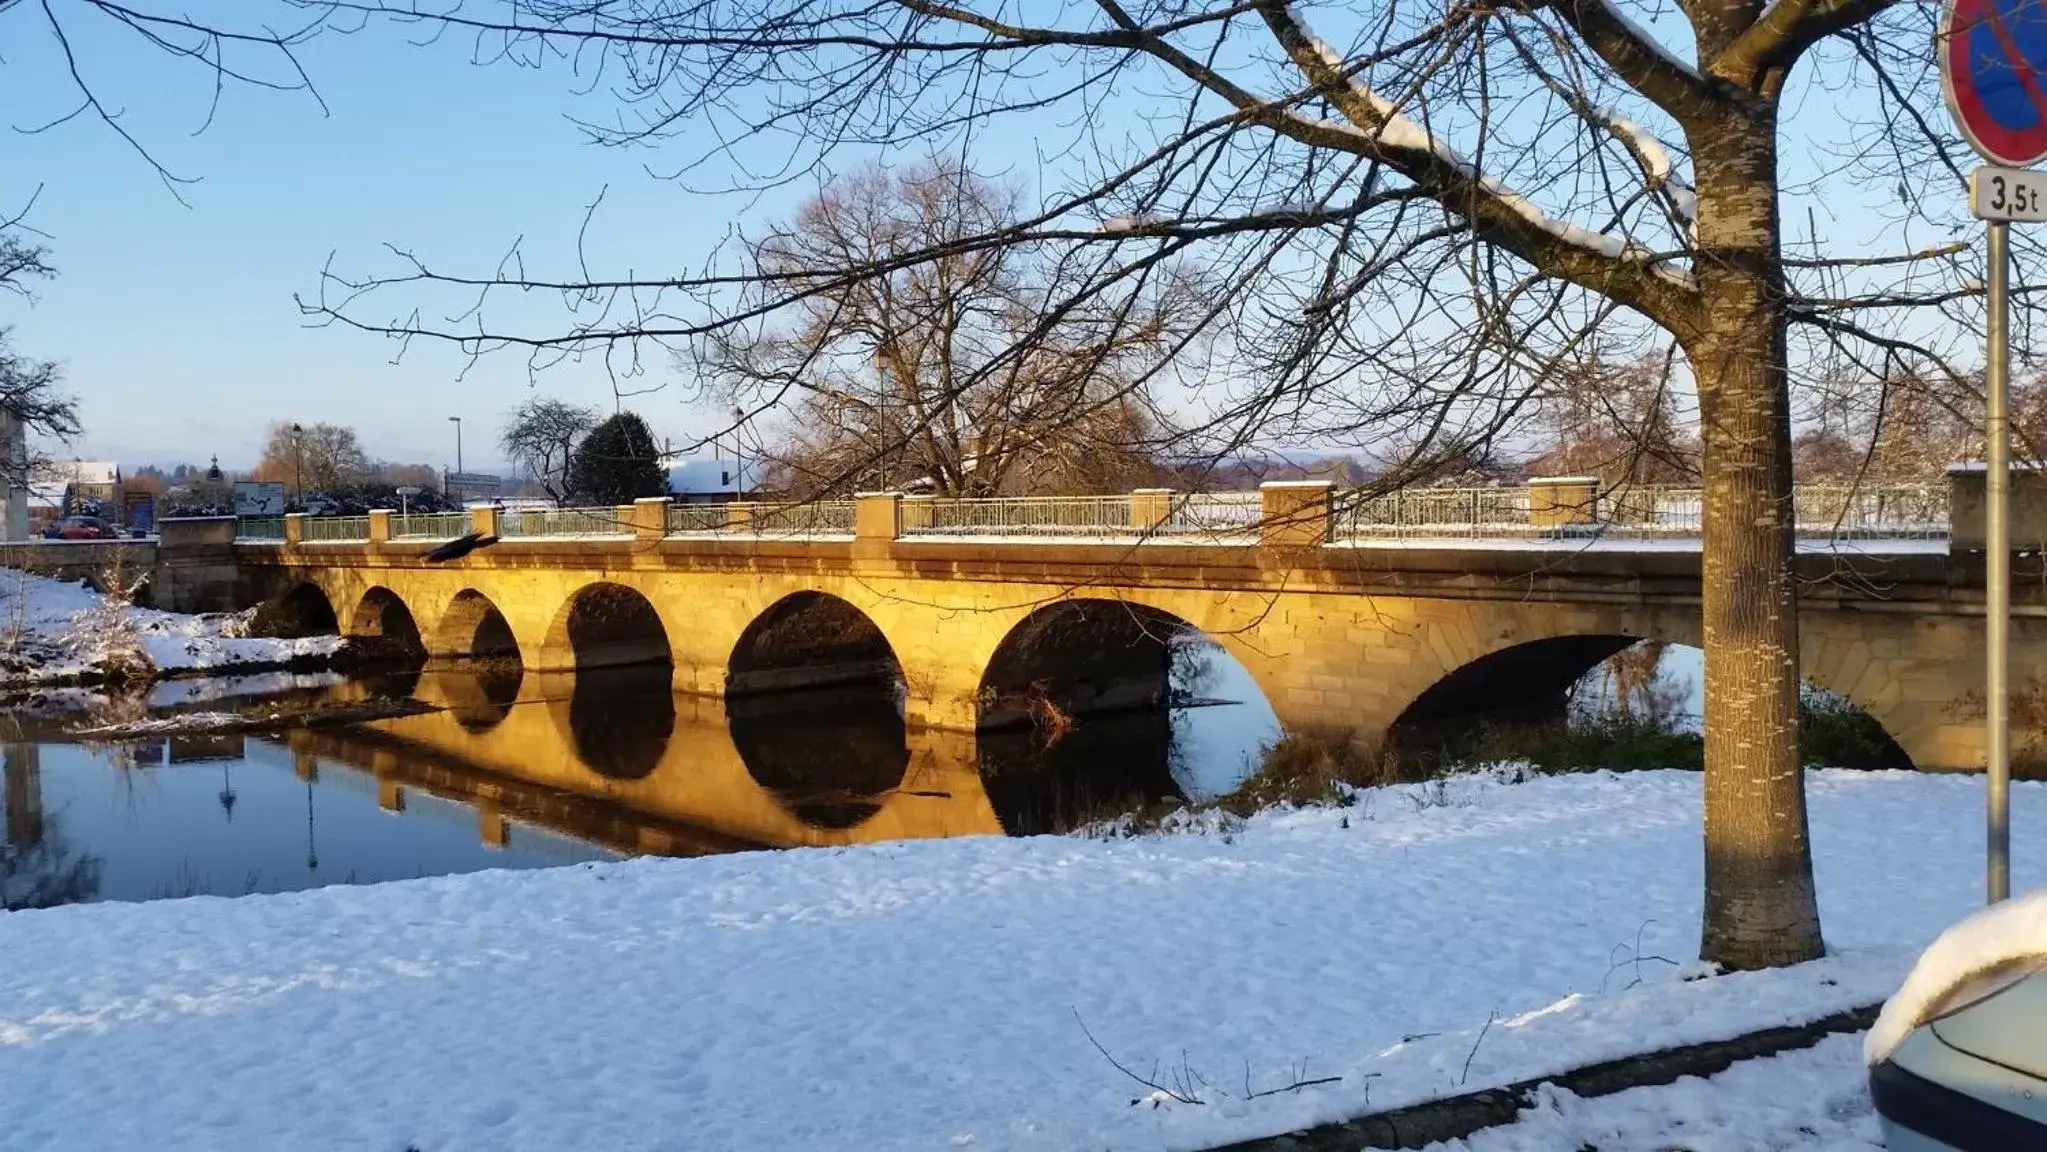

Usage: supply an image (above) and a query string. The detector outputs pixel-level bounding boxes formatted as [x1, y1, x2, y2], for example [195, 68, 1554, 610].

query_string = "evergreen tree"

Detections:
[567, 412, 668, 504]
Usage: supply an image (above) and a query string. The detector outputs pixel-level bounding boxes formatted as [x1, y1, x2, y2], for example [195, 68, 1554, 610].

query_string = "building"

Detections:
[666, 457, 767, 504]
[25, 481, 65, 534]
[42, 460, 123, 514]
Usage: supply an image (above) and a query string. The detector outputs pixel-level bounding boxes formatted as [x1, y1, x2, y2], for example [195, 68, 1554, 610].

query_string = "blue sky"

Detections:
[0, 8, 812, 471]
[0, 3, 1977, 473]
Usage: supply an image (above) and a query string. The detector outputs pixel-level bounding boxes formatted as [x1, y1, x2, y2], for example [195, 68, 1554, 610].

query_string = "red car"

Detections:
[42, 516, 121, 541]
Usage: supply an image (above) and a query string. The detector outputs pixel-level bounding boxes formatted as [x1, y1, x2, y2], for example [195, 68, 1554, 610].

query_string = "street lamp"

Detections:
[448, 415, 464, 477]
[289, 423, 304, 508]
[730, 406, 746, 497]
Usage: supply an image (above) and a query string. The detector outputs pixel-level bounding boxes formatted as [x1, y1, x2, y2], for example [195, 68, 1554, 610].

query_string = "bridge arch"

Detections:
[1389, 633, 1644, 749]
[544, 582, 672, 671]
[1386, 630, 1920, 770]
[975, 598, 1268, 728]
[261, 582, 340, 639]
[346, 587, 427, 663]
[727, 591, 904, 697]
[435, 589, 523, 665]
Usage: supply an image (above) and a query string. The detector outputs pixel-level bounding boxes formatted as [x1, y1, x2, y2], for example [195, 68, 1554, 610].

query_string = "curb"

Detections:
[1207, 1001, 1882, 1151]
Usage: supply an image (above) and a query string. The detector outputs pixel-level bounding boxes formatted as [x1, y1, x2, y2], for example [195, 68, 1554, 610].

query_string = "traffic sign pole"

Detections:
[1943, 0, 2038, 904]
[1988, 217, 2012, 904]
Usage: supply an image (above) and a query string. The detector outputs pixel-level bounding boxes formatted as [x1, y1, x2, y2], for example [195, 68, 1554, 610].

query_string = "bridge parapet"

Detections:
[220, 476, 1960, 560]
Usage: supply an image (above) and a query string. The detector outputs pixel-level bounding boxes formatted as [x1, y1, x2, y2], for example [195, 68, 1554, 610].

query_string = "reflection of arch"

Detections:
[727, 592, 902, 696]
[359, 666, 424, 700]
[728, 685, 908, 829]
[977, 599, 1193, 729]
[547, 583, 671, 671]
[541, 666, 675, 780]
[428, 665, 526, 734]
[435, 589, 522, 664]
[348, 587, 426, 664]
[263, 582, 339, 639]
[978, 709, 1179, 836]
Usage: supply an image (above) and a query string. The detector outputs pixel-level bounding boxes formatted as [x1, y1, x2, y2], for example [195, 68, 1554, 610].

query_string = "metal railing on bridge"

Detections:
[391, 512, 472, 540]
[665, 503, 729, 534]
[901, 495, 1134, 537]
[500, 507, 631, 538]
[300, 516, 372, 543]
[1581, 484, 1945, 540]
[227, 480, 1957, 549]
[236, 516, 286, 542]
[1324, 482, 1947, 542]
[748, 500, 857, 535]
[1334, 486, 1534, 540]
[1161, 491, 1265, 536]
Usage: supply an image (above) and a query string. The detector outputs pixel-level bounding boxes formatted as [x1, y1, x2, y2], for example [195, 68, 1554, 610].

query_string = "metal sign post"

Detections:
[1943, 0, 2047, 902]
[1987, 210, 2012, 904]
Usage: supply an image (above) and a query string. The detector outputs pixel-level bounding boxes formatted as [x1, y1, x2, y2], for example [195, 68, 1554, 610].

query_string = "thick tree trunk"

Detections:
[1688, 116, 1825, 970]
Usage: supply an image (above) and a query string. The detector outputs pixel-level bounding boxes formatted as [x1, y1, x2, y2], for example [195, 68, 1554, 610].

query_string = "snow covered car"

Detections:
[1867, 893, 2047, 1150]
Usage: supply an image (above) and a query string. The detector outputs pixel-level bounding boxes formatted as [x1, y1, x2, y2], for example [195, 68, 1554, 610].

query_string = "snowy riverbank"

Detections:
[0, 767, 2032, 1151]
[0, 569, 344, 688]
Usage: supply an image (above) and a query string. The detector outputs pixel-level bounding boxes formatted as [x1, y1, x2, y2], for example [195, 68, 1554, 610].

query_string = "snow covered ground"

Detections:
[0, 767, 2034, 1151]
[0, 569, 343, 686]
[1443, 1032, 1883, 1150]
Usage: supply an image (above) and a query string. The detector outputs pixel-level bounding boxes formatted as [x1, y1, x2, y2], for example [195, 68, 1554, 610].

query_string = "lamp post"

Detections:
[730, 406, 746, 497]
[305, 778, 319, 874]
[447, 416, 464, 499]
[289, 423, 304, 509]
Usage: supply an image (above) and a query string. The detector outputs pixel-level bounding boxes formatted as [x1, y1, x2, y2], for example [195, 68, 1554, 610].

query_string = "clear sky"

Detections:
[0, 3, 1978, 475]
[1, 6, 820, 472]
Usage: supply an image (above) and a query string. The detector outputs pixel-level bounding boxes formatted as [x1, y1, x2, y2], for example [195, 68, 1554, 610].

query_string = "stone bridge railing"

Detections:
[225, 471, 2027, 550]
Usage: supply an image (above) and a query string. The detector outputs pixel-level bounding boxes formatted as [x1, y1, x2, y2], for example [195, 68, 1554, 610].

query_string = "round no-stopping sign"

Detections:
[1945, 0, 2047, 167]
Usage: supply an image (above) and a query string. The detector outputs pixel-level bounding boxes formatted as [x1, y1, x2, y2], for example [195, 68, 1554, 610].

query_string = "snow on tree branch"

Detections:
[1266, 3, 1694, 311]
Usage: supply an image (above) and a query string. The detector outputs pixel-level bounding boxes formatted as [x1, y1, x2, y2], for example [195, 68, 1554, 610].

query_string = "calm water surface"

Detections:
[0, 649, 1282, 910]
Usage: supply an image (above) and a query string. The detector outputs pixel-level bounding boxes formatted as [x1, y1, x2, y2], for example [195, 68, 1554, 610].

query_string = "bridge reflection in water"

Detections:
[292, 659, 1271, 859]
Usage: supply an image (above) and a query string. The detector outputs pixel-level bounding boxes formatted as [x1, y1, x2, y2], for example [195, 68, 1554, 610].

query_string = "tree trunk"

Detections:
[1688, 115, 1825, 970]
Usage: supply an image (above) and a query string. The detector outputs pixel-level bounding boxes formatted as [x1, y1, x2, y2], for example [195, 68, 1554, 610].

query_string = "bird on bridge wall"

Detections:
[424, 533, 501, 563]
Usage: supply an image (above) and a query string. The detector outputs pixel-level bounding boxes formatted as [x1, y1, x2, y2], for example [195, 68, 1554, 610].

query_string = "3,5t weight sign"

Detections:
[1973, 165, 2047, 220]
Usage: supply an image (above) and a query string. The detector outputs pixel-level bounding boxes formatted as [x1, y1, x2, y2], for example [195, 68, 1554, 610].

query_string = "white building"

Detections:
[666, 458, 767, 502]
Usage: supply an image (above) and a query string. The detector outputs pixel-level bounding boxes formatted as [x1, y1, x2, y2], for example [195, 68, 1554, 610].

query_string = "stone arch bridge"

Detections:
[162, 488, 2047, 773]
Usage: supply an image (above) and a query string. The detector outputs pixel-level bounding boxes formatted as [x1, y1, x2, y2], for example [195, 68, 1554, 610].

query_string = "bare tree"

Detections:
[501, 397, 600, 502]
[255, 421, 370, 494]
[0, 222, 84, 486]
[1526, 348, 1698, 486]
[696, 163, 1193, 497]
[294, 0, 2034, 969]
[1799, 367, 1982, 481]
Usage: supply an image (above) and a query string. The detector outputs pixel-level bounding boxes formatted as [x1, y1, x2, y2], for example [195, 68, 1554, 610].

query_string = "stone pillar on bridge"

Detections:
[469, 504, 499, 539]
[1259, 481, 1334, 548]
[478, 800, 508, 850]
[855, 492, 902, 544]
[1949, 463, 2046, 551]
[366, 509, 393, 546]
[725, 502, 754, 531]
[1527, 476, 1600, 530]
[154, 515, 241, 613]
[1131, 489, 1174, 532]
[283, 513, 306, 549]
[631, 497, 670, 543]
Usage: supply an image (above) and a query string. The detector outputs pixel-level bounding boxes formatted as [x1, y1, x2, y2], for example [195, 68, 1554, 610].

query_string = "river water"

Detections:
[0, 646, 1287, 910]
